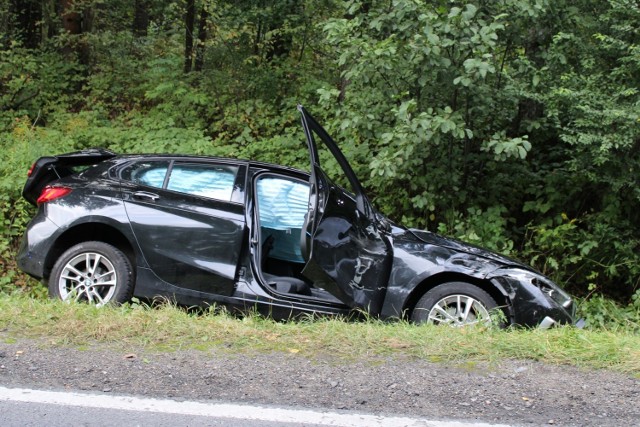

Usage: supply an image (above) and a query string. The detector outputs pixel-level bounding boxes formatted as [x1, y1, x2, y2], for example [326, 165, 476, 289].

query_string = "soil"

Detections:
[0, 335, 638, 426]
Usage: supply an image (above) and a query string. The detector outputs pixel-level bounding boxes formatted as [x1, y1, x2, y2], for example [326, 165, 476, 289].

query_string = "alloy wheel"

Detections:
[427, 294, 492, 327]
[58, 252, 117, 306]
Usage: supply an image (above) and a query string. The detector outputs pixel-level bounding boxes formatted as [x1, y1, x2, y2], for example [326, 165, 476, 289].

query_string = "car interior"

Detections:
[255, 174, 341, 303]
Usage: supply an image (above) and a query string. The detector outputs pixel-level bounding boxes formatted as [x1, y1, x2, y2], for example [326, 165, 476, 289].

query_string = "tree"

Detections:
[194, 4, 209, 72]
[184, 0, 195, 72]
[11, 0, 42, 48]
[133, 0, 150, 36]
[319, 0, 639, 301]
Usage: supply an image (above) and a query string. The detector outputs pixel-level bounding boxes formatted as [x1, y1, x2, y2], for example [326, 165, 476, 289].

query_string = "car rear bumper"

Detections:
[16, 215, 60, 280]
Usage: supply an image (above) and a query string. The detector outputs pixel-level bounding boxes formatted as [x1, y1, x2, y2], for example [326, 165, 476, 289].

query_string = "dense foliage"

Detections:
[1, 0, 638, 326]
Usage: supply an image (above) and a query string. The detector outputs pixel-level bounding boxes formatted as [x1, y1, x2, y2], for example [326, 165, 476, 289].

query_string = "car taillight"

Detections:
[36, 186, 72, 205]
[27, 163, 36, 177]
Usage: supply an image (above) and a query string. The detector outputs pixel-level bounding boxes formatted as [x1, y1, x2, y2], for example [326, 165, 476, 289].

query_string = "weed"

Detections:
[0, 294, 638, 375]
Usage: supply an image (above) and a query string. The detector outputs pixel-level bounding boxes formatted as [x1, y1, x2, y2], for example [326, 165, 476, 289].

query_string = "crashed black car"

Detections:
[17, 106, 575, 328]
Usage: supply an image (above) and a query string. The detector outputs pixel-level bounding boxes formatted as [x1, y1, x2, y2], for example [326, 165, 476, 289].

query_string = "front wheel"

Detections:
[49, 241, 134, 307]
[411, 282, 498, 327]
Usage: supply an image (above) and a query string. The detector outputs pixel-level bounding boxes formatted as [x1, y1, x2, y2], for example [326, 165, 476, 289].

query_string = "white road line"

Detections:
[0, 386, 510, 427]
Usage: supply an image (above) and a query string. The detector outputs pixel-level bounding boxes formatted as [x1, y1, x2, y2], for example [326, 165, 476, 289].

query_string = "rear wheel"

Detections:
[49, 241, 134, 306]
[411, 282, 498, 327]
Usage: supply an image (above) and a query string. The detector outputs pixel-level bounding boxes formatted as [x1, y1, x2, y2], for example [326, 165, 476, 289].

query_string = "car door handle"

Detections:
[133, 191, 160, 202]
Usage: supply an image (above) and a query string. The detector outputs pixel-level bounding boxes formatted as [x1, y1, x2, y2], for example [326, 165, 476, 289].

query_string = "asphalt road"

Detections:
[0, 386, 508, 427]
[1, 338, 638, 426]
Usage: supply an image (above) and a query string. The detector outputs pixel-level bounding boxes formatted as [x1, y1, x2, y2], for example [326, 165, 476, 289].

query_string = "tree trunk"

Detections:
[12, 0, 42, 48]
[194, 5, 209, 72]
[60, 0, 81, 35]
[264, 0, 293, 61]
[133, 0, 150, 37]
[184, 0, 195, 73]
[42, 0, 58, 41]
[59, 0, 90, 66]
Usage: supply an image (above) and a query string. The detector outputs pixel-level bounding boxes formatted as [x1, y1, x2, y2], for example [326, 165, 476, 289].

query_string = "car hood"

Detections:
[406, 228, 534, 271]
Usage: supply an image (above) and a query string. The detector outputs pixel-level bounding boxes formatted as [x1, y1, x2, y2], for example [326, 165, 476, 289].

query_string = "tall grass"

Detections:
[1, 294, 638, 375]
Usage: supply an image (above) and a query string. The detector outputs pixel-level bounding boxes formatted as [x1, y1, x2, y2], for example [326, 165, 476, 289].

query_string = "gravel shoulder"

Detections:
[0, 335, 638, 426]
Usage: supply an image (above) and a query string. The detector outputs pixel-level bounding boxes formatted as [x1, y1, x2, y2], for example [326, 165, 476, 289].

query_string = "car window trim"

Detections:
[117, 158, 247, 206]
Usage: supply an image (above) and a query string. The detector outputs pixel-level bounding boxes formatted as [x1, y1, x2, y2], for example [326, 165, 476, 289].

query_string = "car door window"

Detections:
[257, 176, 309, 263]
[167, 163, 238, 202]
[120, 161, 170, 188]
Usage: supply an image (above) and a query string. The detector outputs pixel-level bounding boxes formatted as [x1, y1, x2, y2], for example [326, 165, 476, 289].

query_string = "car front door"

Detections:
[120, 159, 246, 296]
[299, 106, 393, 314]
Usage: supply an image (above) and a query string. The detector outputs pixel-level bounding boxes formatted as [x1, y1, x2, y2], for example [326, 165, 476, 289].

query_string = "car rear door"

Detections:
[120, 159, 246, 296]
[298, 106, 393, 314]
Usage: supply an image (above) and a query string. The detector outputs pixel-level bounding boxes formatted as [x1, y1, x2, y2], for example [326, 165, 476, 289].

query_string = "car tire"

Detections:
[411, 282, 498, 327]
[49, 241, 134, 307]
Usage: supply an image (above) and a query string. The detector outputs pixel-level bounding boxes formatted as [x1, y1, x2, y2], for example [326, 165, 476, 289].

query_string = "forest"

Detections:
[1, 0, 638, 327]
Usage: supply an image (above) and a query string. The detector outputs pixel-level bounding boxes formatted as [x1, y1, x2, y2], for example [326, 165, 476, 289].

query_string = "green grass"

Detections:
[1, 293, 638, 376]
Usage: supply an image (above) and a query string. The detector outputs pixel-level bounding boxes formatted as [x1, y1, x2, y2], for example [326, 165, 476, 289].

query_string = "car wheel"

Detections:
[411, 282, 498, 327]
[49, 241, 134, 307]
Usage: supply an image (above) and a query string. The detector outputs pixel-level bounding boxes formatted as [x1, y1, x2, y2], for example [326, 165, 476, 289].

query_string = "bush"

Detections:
[578, 292, 640, 333]
[522, 214, 640, 303]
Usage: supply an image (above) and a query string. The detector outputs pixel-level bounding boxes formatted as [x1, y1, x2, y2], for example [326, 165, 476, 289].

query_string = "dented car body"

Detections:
[17, 106, 575, 327]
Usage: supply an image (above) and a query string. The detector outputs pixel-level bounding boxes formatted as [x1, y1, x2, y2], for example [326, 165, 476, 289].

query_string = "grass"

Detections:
[1, 293, 639, 376]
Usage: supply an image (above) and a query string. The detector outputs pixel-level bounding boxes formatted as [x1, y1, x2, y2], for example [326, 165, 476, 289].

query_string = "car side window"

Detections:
[257, 177, 309, 229]
[167, 163, 238, 202]
[257, 176, 309, 263]
[120, 161, 169, 188]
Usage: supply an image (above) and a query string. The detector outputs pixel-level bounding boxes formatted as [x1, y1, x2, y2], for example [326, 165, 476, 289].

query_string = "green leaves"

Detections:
[483, 132, 532, 160]
[0, 0, 639, 311]
[462, 56, 496, 79]
[320, 0, 640, 306]
[322, 0, 530, 228]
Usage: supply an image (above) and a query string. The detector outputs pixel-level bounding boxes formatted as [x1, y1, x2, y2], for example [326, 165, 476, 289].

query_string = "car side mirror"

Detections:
[377, 215, 391, 233]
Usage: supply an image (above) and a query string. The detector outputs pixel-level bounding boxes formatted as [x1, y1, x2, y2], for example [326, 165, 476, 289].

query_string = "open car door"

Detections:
[298, 105, 393, 314]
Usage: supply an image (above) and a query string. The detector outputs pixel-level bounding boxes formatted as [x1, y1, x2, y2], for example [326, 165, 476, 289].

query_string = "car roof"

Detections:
[111, 153, 309, 177]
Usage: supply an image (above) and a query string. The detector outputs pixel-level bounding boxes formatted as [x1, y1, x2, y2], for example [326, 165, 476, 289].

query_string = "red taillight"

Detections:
[36, 186, 72, 205]
[27, 163, 36, 177]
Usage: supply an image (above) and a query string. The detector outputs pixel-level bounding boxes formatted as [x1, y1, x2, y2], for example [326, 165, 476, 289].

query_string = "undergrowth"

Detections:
[0, 294, 638, 376]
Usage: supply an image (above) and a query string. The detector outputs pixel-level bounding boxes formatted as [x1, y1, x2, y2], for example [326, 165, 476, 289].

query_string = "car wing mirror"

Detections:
[377, 215, 391, 233]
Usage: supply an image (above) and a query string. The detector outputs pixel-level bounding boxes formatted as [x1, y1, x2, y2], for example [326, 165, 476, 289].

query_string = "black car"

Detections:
[17, 106, 575, 328]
